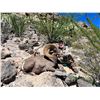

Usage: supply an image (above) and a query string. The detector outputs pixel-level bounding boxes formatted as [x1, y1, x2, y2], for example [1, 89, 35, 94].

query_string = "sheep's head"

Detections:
[43, 44, 58, 62]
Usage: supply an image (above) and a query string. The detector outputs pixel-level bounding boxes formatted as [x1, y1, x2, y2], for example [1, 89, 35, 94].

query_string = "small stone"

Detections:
[19, 43, 27, 50]
[1, 34, 9, 44]
[77, 78, 94, 87]
[54, 70, 68, 78]
[1, 47, 11, 59]
[13, 37, 20, 43]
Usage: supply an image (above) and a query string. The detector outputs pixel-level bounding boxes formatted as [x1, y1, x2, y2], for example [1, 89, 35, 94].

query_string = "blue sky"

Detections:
[58, 13, 100, 28]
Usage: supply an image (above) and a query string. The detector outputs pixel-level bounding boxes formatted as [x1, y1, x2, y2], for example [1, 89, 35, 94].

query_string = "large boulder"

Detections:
[1, 60, 17, 84]
[32, 72, 64, 87]
[33, 72, 65, 87]
[5, 72, 34, 87]
[5, 72, 64, 87]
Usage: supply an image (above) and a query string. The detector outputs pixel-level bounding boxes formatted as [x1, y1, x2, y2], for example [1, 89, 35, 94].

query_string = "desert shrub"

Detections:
[1, 13, 30, 37]
[71, 17, 100, 81]
[32, 13, 78, 43]
[8, 14, 26, 37]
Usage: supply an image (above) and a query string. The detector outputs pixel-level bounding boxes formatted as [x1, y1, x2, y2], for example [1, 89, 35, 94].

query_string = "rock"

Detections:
[1, 57, 23, 72]
[1, 34, 9, 44]
[54, 70, 69, 86]
[63, 67, 74, 74]
[54, 70, 68, 78]
[29, 34, 39, 42]
[95, 80, 100, 87]
[1, 47, 11, 59]
[13, 50, 31, 59]
[76, 67, 94, 84]
[12, 37, 21, 43]
[3, 39, 19, 52]
[1, 60, 17, 84]
[24, 27, 38, 42]
[6, 72, 64, 87]
[5, 73, 34, 87]
[20, 38, 29, 43]
[26, 40, 39, 48]
[94, 73, 100, 86]
[27, 48, 34, 54]
[70, 85, 77, 87]
[31, 72, 65, 87]
[77, 78, 94, 87]
[0, 82, 3, 87]
[5, 51, 31, 71]
[0, 71, 3, 86]
[65, 73, 78, 86]
[19, 43, 28, 50]
[18, 39, 39, 53]
[9, 34, 15, 40]
[29, 40, 39, 47]
[3, 39, 29, 57]
[39, 34, 48, 43]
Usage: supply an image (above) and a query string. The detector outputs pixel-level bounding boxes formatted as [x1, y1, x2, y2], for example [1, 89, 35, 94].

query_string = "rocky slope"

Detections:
[1, 23, 100, 87]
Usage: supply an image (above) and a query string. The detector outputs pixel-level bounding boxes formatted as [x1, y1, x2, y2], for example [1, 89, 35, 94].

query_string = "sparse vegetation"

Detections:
[1, 13, 28, 37]
[71, 17, 100, 80]
[72, 17, 100, 51]
[1, 13, 100, 85]
[32, 14, 71, 43]
[8, 14, 26, 37]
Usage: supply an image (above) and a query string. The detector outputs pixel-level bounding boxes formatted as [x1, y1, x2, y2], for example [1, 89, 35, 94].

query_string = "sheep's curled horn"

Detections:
[43, 44, 58, 62]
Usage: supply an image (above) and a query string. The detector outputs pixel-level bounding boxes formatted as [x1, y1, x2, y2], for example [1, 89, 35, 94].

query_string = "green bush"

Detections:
[1, 13, 29, 36]
[32, 14, 75, 43]
[8, 14, 26, 37]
